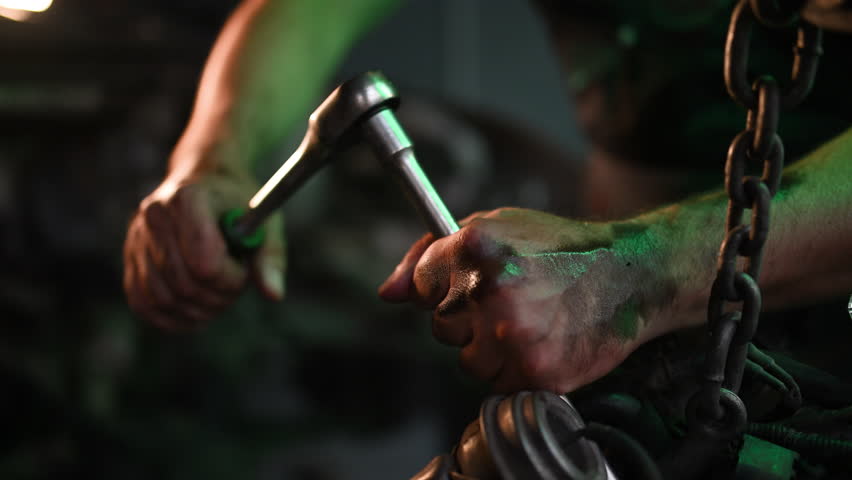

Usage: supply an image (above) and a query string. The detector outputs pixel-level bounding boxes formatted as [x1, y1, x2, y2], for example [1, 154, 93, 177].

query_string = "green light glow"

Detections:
[501, 261, 523, 280]
[737, 435, 797, 477]
[373, 79, 396, 101]
[523, 249, 601, 280]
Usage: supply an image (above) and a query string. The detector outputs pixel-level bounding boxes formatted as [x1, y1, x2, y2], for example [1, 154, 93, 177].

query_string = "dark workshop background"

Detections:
[0, 1, 583, 479]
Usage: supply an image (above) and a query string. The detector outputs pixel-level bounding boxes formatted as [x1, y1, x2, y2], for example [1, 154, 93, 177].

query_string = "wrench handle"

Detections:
[219, 105, 458, 257]
[219, 130, 330, 257]
[361, 109, 460, 238]
[220, 208, 266, 256]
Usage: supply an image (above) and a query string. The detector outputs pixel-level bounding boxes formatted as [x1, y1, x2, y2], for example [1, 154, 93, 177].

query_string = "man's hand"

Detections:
[379, 208, 677, 393]
[377, 122, 852, 394]
[123, 172, 285, 330]
[121, 0, 403, 330]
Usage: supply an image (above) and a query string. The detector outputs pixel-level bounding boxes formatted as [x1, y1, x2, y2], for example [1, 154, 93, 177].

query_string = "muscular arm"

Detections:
[172, 0, 401, 179]
[380, 127, 852, 392]
[653, 126, 852, 336]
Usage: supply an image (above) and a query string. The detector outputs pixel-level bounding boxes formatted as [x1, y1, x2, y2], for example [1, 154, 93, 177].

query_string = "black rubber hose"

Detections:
[746, 422, 852, 467]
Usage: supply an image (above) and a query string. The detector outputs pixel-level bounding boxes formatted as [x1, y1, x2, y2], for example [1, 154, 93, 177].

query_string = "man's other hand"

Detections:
[379, 207, 674, 393]
[123, 173, 285, 330]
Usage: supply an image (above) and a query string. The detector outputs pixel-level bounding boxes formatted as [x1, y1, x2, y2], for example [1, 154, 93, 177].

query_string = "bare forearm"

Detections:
[169, 0, 400, 180]
[633, 127, 852, 340]
[761, 128, 852, 308]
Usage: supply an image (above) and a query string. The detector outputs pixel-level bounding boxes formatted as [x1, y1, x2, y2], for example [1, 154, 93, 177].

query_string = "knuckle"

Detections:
[458, 221, 491, 258]
[167, 184, 194, 208]
[412, 269, 443, 307]
[141, 199, 168, 225]
[458, 221, 512, 267]
[489, 207, 517, 218]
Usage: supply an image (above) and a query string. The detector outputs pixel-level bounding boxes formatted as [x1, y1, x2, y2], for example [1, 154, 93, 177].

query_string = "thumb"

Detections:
[378, 233, 434, 303]
[252, 215, 287, 301]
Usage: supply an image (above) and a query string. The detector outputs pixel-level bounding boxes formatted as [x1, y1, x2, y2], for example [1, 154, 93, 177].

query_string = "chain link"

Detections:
[687, 0, 822, 432]
[724, 0, 822, 110]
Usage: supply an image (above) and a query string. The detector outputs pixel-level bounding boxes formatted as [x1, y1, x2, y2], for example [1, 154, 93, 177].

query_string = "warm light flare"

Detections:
[0, 7, 31, 21]
[0, 0, 52, 12]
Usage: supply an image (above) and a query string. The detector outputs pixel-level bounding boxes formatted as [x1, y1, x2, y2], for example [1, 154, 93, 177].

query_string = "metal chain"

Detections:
[687, 0, 822, 431]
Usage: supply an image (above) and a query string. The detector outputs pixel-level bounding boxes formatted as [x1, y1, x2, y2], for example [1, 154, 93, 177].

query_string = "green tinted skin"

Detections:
[378, 127, 852, 393]
[637, 126, 852, 338]
[126, 0, 405, 329]
[611, 296, 640, 341]
[169, 0, 402, 181]
[175, 0, 403, 257]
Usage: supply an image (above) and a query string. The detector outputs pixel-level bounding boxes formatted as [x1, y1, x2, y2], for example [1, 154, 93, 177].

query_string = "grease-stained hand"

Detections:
[123, 172, 285, 330]
[379, 207, 672, 393]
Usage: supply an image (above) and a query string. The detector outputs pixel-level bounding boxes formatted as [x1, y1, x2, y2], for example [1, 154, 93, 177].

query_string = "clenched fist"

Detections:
[124, 172, 285, 330]
[379, 207, 680, 393]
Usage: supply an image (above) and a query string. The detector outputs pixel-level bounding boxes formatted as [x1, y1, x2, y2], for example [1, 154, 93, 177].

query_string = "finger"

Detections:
[457, 210, 490, 226]
[123, 216, 147, 298]
[124, 252, 146, 314]
[433, 314, 472, 347]
[252, 214, 286, 301]
[431, 299, 475, 347]
[148, 229, 234, 308]
[409, 220, 508, 309]
[166, 190, 246, 291]
[459, 339, 504, 384]
[143, 248, 221, 327]
[135, 247, 175, 308]
[123, 227, 141, 302]
[409, 235, 463, 308]
[379, 211, 490, 304]
[378, 232, 435, 302]
[147, 200, 246, 295]
[457, 315, 504, 382]
[125, 253, 180, 330]
[125, 244, 168, 309]
[145, 304, 203, 333]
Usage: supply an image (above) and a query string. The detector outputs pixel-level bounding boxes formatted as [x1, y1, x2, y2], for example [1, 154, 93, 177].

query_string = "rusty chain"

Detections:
[687, 0, 822, 433]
